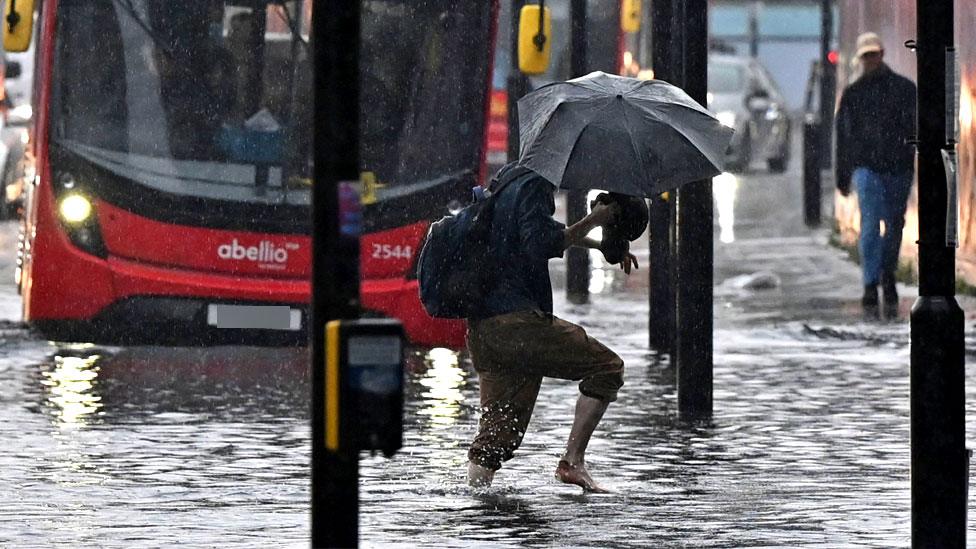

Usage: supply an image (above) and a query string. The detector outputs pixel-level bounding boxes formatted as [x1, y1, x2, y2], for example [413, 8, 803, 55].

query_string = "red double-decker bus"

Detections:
[15, 0, 498, 347]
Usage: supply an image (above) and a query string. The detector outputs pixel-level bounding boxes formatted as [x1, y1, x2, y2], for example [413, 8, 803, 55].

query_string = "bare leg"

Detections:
[467, 461, 495, 488]
[555, 395, 610, 493]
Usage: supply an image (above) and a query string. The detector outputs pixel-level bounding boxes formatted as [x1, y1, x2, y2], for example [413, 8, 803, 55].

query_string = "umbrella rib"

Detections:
[633, 104, 732, 169]
[626, 93, 715, 118]
[522, 96, 619, 158]
[522, 98, 621, 187]
[520, 100, 576, 163]
[619, 101, 650, 183]
[529, 78, 604, 97]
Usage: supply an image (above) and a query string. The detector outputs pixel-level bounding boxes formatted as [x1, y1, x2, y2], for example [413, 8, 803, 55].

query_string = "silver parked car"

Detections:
[708, 54, 791, 173]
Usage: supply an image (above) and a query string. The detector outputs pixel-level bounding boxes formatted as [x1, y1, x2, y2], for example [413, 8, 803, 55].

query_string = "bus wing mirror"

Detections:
[3, 0, 34, 53]
[518, 4, 551, 76]
[621, 0, 641, 33]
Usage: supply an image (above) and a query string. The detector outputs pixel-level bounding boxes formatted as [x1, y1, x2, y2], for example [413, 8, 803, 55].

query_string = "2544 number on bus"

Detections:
[371, 244, 413, 260]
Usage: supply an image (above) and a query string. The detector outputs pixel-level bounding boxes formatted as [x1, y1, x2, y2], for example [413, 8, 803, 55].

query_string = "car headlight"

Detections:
[59, 194, 93, 223]
[716, 110, 736, 128]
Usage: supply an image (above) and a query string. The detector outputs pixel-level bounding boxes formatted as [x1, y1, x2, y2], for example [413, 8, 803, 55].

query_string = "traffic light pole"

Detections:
[312, 4, 361, 548]
[566, 0, 591, 304]
[818, 0, 834, 170]
[673, 0, 712, 421]
[648, 0, 677, 352]
[911, 0, 967, 546]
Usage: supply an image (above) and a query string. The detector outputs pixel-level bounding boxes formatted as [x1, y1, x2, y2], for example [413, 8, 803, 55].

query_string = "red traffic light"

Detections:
[827, 50, 839, 65]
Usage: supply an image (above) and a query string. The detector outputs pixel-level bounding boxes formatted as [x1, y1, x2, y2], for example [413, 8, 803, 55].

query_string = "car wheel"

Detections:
[767, 135, 791, 173]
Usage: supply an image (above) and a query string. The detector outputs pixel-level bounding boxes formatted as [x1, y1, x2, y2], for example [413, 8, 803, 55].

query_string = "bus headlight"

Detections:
[59, 194, 93, 223]
[53, 173, 108, 259]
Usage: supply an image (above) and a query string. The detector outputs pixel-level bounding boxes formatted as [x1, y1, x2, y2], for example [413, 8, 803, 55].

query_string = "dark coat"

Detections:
[470, 164, 565, 319]
[834, 64, 917, 193]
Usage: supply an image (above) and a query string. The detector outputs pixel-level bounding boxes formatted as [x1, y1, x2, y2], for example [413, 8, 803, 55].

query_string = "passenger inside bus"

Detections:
[211, 9, 288, 166]
[224, 12, 257, 125]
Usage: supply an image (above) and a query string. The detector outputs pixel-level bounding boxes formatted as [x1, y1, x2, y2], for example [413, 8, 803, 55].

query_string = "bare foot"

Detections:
[555, 460, 610, 493]
[468, 461, 495, 488]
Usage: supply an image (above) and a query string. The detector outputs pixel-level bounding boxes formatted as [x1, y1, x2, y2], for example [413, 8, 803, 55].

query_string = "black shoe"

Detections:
[862, 284, 879, 318]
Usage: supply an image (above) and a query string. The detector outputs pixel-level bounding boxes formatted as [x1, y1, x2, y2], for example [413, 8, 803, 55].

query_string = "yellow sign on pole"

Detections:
[325, 321, 342, 450]
[621, 0, 642, 33]
[518, 4, 552, 75]
[2, 0, 34, 53]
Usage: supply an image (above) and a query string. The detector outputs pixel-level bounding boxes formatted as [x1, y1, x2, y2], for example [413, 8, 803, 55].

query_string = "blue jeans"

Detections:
[853, 167, 914, 286]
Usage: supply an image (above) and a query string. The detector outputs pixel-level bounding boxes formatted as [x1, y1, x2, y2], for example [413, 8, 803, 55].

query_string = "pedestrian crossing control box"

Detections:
[325, 318, 404, 457]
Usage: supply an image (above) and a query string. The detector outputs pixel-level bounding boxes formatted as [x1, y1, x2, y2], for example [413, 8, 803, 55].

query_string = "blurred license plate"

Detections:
[207, 305, 301, 331]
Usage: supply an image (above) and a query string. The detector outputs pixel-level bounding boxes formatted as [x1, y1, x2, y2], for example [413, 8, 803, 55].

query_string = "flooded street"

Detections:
[0, 342, 311, 546]
[2, 158, 976, 547]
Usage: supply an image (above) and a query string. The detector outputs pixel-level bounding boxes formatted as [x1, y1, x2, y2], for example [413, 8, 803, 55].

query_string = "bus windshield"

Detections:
[50, 0, 493, 207]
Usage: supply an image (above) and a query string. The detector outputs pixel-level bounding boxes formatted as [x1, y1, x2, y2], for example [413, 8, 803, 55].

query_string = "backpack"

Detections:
[417, 164, 532, 319]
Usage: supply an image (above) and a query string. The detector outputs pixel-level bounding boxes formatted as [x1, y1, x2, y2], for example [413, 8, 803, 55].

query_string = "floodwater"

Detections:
[3, 165, 976, 547]
[0, 342, 311, 547]
[3, 286, 969, 547]
[358, 276, 976, 549]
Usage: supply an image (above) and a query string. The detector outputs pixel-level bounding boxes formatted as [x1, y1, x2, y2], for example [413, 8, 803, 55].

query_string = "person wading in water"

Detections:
[465, 163, 638, 492]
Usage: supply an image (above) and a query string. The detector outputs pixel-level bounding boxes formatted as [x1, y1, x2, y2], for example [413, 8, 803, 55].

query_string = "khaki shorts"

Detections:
[466, 310, 624, 471]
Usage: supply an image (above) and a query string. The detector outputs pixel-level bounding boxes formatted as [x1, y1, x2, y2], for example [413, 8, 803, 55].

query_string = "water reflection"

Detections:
[416, 347, 465, 428]
[588, 253, 612, 294]
[30, 345, 310, 425]
[10, 343, 312, 547]
[713, 172, 738, 243]
[43, 351, 103, 427]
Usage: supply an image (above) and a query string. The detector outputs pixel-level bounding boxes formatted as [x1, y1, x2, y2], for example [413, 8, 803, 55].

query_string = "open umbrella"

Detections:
[517, 71, 734, 198]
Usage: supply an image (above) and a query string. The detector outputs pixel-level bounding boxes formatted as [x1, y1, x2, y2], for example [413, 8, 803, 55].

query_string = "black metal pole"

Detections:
[818, 0, 834, 169]
[647, 194, 673, 350]
[312, 3, 361, 548]
[507, 0, 529, 162]
[802, 116, 821, 227]
[674, 0, 712, 421]
[648, 0, 677, 352]
[566, 0, 590, 304]
[911, 0, 967, 546]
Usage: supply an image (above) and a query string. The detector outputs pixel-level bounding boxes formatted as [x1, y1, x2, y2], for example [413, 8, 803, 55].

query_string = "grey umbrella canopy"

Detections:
[517, 71, 735, 197]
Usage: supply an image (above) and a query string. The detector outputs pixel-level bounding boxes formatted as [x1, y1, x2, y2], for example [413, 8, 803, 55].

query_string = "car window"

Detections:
[708, 61, 745, 94]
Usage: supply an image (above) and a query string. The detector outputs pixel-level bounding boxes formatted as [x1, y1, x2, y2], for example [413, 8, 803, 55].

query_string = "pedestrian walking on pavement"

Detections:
[834, 32, 917, 318]
[465, 162, 638, 493]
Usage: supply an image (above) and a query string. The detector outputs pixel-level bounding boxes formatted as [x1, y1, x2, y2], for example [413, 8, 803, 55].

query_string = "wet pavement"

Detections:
[2, 153, 976, 547]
